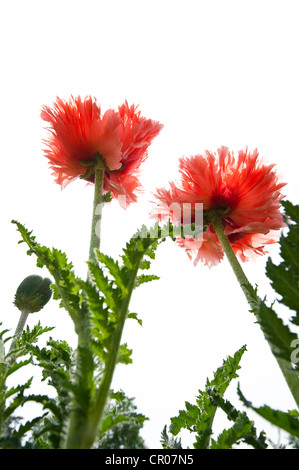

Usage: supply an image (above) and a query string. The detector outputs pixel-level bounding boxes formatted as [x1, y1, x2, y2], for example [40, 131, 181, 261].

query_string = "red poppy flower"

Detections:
[154, 146, 286, 267]
[41, 96, 163, 203]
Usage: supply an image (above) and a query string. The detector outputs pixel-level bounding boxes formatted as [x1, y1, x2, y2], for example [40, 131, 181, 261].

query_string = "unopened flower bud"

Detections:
[14, 275, 52, 313]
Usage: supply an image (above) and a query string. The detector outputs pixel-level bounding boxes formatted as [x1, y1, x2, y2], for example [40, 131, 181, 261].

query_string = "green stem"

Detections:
[79, 315, 126, 448]
[64, 162, 105, 449]
[88, 163, 105, 273]
[208, 211, 256, 307]
[1, 309, 30, 438]
[7, 309, 30, 362]
[0, 362, 6, 439]
[209, 210, 299, 409]
[78, 258, 140, 449]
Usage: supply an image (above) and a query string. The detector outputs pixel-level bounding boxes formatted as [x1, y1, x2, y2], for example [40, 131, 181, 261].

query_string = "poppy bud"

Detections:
[14, 275, 52, 313]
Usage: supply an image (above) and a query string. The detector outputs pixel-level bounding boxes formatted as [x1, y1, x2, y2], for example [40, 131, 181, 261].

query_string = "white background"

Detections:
[1, 0, 299, 448]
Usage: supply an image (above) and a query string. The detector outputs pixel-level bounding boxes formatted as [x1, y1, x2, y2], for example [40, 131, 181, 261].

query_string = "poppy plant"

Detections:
[41, 96, 163, 203]
[154, 146, 286, 267]
[154, 147, 299, 410]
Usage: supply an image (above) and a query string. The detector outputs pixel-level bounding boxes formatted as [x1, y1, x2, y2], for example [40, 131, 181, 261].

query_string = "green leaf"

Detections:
[5, 358, 32, 379]
[208, 389, 267, 449]
[4, 377, 33, 419]
[168, 345, 247, 449]
[210, 413, 254, 449]
[267, 258, 299, 314]
[238, 385, 299, 439]
[127, 312, 143, 326]
[97, 392, 148, 449]
[18, 322, 54, 347]
[160, 425, 182, 449]
[117, 343, 133, 365]
[95, 251, 128, 295]
[255, 298, 298, 364]
[206, 345, 247, 396]
[266, 201, 299, 325]
[87, 261, 122, 317]
[135, 274, 160, 287]
[14, 414, 49, 439]
[281, 200, 299, 224]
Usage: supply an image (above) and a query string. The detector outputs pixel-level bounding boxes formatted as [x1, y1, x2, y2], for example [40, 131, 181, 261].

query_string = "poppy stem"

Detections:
[78, 244, 143, 449]
[7, 309, 30, 362]
[64, 160, 105, 449]
[88, 161, 105, 272]
[209, 210, 299, 409]
[208, 211, 254, 306]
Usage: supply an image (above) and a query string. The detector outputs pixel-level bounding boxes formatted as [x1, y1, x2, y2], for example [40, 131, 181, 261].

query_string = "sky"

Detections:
[1, 0, 299, 449]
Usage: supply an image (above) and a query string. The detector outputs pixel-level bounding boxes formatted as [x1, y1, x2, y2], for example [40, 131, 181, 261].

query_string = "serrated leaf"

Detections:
[95, 251, 128, 295]
[238, 386, 299, 439]
[87, 261, 122, 316]
[0, 325, 11, 341]
[19, 322, 55, 347]
[208, 388, 267, 449]
[281, 200, 299, 224]
[267, 258, 299, 313]
[255, 298, 298, 363]
[99, 410, 146, 435]
[206, 345, 247, 396]
[160, 425, 182, 449]
[168, 346, 247, 449]
[265, 201, 299, 325]
[127, 312, 143, 326]
[210, 413, 253, 449]
[4, 377, 33, 419]
[117, 343, 133, 365]
[5, 358, 32, 379]
[135, 274, 160, 287]
[13, 413, 49, 439]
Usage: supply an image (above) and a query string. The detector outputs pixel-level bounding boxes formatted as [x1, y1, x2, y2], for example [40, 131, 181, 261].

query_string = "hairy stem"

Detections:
[79, 256, 141, 449]
[0, 362, 5, 439]
[7, 309, 30, 362]
[209, 210, 299, 409]
[0, 309, 30, 438]
[64, 161, 105, 449]
[88, 163, 105, 273]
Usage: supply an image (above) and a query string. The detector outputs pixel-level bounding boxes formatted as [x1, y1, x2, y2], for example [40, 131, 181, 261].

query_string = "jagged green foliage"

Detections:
[24, 338, 75, 448]
[254, 201, 299, 365]
[231, 201, 299, 446]
[0, 322, 59, 448]
[238, 201, 299, 425]
[1, 319, 147, 449]
[163, 345, 261, 449]
[266, 201, 299, 325]
[160, 425, 182, 449]
[238, 385, 299, 440]
[78, 224, 166, 370]
[207, 389, 267, 449]
[249, 202, 299, 386]
[96, 391, 148, 449]
[11, 220, 166, 448]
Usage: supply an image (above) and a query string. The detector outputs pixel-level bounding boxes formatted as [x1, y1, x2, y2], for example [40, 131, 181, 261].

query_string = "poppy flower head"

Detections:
[103, 101, 164, 204]
[154, 146, 286, 267]
[41, 96, 163, 204]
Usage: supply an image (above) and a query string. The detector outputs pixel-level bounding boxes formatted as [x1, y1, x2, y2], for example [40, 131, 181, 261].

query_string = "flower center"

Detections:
[210, 187, 239, 212]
